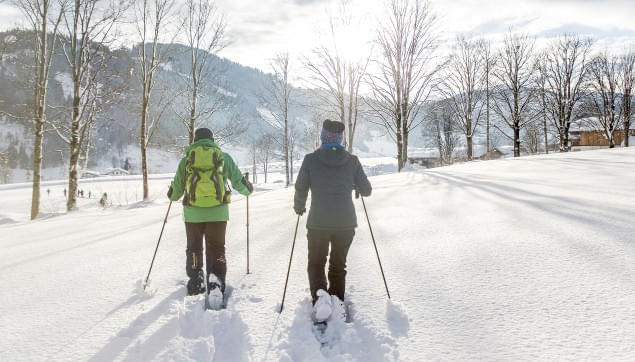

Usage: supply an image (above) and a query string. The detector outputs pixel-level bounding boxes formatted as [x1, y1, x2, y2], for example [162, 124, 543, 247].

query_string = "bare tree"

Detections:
[57, 0, 126, 211]
[176, 0, 227, 144]
[13, 0, 65, 219]
[261, 52, 292, 186]
[303, 1, 369, 153]
[438, 36, 484, 161]
[134, 0, 178, 200]
[540, 34, 592, 151]
[426, 99, 458, 164]
[256, 133, 275, 183]
[482, 39, 495, 152]
[491, 32, 538, 157]
[367, 0, 439, 171]
[622, 50, 634, 147]
[586, 52, 623, 148]
[523, 120, 542, 154]
[535, 54, 550, 153]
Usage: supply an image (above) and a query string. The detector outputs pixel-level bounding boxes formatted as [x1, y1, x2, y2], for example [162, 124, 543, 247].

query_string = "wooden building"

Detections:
[569, 118, 635, 150]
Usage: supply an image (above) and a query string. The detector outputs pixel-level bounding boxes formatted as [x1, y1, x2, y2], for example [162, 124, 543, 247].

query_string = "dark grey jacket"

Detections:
[294, 147, 372, 230]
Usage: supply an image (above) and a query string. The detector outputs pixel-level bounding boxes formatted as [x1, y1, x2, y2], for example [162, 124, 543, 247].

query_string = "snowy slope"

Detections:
[1, 148, 634, 361]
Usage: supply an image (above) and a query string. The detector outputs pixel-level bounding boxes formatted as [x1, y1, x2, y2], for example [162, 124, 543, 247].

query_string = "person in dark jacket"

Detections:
[294, 119, 372, 321]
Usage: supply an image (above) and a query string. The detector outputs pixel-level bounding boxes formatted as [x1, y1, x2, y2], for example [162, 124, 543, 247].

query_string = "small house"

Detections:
[103, 168, 130, 176]
[569, 118, 634, 150]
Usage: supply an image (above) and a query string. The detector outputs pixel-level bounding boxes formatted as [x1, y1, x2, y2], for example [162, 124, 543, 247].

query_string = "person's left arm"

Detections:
[223, 153, 251, 196]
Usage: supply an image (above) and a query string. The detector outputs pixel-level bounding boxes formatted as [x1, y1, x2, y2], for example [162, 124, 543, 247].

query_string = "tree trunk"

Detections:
[514, 125, 521, 157]
[66, 130, 81, 210]
[466, 135, 473, 161]
[141, 98, 149, 200]
[67, 66, 82, 211]
[31, 118, 43, 220]
[252, 147, 257, 184]
[402, 128, 409, 168]
[189, 83, 198, 144]
[284, 116, 289, 187]
[543, 112, 548, 154]
[486, 68, 490, 152]
[83, 127, 91, 170]
[625, 121, 631, 147]
[396, 127, 404, 171]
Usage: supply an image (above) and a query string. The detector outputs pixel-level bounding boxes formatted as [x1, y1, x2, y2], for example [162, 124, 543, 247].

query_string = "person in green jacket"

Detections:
[168, 128, 253, 303]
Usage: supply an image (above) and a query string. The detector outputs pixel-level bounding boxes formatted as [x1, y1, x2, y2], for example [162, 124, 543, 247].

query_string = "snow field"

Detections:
[0, 148, 634, 361]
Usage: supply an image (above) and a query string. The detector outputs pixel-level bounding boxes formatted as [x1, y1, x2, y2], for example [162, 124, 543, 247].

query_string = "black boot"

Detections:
[187, 269, 205, 296]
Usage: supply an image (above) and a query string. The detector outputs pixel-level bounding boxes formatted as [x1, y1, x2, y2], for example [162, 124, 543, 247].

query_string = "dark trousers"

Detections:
[307, 228, 354, 303]
[185, 221, 227, 291]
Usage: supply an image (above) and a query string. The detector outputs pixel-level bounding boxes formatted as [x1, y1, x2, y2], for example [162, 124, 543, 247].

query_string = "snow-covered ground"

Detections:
[1, 148, 634, 361]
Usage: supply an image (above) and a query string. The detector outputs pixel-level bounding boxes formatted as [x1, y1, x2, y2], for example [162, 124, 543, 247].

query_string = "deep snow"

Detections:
[1, 148, 634, 361]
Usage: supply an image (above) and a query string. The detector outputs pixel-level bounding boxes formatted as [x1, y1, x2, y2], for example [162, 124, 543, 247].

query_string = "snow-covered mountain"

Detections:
[1, 148, 634, 360]
[0, 29, 404, 183]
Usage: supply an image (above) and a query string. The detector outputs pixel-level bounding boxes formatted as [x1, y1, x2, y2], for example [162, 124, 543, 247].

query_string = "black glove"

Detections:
[294, 207, 305, 216]
[241, 176, 253, 193]
[167, 186, 173, 199]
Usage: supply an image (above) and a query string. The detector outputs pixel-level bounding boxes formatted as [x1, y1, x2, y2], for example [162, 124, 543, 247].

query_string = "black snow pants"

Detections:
[185, 221, 227, 291]
[307, 228, 355, 303]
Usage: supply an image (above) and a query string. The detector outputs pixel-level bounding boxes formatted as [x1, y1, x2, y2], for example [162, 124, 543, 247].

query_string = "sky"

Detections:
[2, 0, 635, 75]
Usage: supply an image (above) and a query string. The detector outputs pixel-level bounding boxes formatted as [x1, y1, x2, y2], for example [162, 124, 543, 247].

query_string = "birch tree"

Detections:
[438, 36, 484, 161]
[13, 0, 65, 219]
[491, 32, 538, 157]
[368, 0, 439, 171]
[58, 0, 125, 211]
[261, 53, 292, 186]
[176, 0, 227, 144]
[134, 0, 177, 200]
[540, 35, 592, 151]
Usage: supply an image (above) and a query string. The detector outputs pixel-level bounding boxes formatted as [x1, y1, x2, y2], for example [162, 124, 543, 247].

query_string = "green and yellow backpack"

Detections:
[183, 144, 231, 207]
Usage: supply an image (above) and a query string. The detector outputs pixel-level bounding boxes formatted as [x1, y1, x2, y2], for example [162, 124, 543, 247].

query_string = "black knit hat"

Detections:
[323, 119, 345, 133]
[194, 128, 213, 141]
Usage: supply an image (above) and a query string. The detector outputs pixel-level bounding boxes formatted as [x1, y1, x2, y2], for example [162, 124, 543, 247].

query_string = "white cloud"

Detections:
[1, 0, 634, 73]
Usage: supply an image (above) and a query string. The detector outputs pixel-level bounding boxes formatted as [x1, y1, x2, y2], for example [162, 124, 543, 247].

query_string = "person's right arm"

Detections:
[169, 158, 187, 201]
[294, 155, 310, 214]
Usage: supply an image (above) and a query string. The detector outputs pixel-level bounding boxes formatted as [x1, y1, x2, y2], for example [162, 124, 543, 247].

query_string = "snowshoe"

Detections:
[206, 273, 224, 310]
[312, 289, 332, 322]
[187, 269, 205, 296]
[330, 295, 347, 323]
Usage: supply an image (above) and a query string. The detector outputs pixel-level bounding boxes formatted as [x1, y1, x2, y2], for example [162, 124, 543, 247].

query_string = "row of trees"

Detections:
[9, 0, 635, 219]
[431, 33, 634, 163]
[12, 0, 231, 219]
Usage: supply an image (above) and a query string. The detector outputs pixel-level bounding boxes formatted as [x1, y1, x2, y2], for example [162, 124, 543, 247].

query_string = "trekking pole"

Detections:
[245, 172, 250, 274]
[143, 200, 173, 291]
[361, 196, 391, 299]
[279, 214, 301, 313]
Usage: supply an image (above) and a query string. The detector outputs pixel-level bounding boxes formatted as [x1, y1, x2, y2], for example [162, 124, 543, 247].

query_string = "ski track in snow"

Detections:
[1, 148, 635, 361]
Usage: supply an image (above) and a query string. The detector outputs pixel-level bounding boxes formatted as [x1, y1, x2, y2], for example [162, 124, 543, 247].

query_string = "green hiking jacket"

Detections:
[169, 139, 251, 222]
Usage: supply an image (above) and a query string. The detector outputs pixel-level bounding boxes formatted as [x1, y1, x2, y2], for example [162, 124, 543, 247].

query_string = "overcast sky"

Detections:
[2, 0, 635, 74]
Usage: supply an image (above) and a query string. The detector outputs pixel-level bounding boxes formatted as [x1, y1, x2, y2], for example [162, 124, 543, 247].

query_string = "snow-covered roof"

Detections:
[103, 168, 129, 175]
